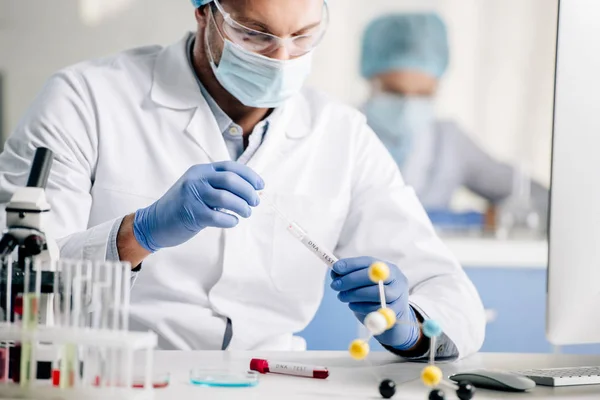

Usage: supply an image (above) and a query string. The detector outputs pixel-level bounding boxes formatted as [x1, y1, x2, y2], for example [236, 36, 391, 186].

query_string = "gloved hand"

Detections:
[330, 256, 421, 350]
[133, 161, 264, 253]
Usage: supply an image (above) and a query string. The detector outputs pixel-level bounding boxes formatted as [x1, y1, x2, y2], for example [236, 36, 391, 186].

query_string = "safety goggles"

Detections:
[210, 0, 329, 57]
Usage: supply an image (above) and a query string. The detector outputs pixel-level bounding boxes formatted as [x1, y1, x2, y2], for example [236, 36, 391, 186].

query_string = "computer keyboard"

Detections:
[515, 366, 600, 387]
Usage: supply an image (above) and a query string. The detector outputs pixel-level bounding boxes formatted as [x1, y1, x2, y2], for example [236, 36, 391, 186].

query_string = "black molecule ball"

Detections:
[457, 382, 476, 400]
[428, 389, 446, 400]
[378, 379, 396, 399]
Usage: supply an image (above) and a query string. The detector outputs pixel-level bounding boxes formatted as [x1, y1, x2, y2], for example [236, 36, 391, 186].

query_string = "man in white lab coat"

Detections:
[0, 0, 485, 358]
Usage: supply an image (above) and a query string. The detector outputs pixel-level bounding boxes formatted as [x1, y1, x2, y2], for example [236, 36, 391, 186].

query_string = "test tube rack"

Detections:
[0, 257, 157, 399]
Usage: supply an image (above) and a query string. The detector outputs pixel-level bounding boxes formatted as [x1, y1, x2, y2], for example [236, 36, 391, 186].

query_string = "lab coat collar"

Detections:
[151, 32, 205, 110]
[246, 96, 312, 174]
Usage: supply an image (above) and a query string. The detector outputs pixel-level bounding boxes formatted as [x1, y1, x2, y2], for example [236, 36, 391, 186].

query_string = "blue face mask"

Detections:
[206, 25, 314, 108]
[363, 94, 435, 168]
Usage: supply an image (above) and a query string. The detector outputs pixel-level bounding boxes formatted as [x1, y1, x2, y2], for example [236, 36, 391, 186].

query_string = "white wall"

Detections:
[0, 0, 557, 187]
[0, 0, 196, 140]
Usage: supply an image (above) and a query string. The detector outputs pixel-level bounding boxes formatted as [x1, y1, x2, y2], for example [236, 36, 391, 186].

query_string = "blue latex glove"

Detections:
[134, 161, 264, 253]
[330, 257, 421, 350]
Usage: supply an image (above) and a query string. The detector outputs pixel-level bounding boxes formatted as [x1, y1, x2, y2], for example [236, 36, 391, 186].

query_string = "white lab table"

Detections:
[146, 351, 600, 399]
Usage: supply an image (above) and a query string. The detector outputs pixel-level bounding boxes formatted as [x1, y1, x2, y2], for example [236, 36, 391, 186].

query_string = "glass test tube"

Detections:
[20, 259, 39, 388]
[3, 256, 11, 382]
[51, 261, 60, 387]
[59, 261, 73, 389]
[82, 261, 93, 387]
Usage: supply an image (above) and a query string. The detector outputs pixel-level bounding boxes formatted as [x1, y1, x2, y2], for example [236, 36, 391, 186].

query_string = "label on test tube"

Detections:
[300, 236, 337, 267]
[288, 221, 337, 267]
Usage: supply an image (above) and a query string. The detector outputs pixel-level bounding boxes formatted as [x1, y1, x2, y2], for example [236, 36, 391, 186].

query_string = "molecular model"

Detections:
[347, 262, 476, 400]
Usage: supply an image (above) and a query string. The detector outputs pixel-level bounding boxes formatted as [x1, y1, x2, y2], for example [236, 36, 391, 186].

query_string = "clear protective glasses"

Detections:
[210, 0, 329, 57]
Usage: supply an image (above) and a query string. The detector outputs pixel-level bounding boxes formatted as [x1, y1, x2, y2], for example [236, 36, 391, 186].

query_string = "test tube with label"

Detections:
[285, 221, 338, 267]
[259, 192, 338, 268]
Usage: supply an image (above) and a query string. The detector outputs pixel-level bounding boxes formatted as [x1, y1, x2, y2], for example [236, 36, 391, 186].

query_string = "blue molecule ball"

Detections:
[422, 320, 443, 339]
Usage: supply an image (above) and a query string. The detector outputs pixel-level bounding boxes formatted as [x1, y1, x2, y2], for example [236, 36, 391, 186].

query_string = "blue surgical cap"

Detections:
[191, 0, 211, 6]
[360, 13, 449, 79]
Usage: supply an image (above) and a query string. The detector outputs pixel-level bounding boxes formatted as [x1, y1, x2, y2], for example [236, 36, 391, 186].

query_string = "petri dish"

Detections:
[189, 368, 259, 388]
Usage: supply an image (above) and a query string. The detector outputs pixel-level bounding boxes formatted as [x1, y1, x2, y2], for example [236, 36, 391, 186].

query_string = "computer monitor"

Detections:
[547, 0, 600, 346]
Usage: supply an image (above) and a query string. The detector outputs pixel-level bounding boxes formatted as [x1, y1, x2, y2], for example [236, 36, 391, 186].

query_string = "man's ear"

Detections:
[195, 5, 210, 29]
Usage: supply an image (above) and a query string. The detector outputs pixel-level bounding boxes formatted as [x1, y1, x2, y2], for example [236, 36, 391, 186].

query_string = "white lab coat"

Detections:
[0, 33, 486, 356]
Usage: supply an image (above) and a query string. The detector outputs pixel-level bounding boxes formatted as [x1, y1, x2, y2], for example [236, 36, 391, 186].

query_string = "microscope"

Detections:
[0, 147, 61, 380]
[0, 148, 58, 251]
[0, 147, 59, 325]
[0, 147, 58, 260]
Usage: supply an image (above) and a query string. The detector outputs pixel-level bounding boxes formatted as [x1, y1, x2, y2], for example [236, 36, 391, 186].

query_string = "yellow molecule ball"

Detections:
[348, 339, 370, 360]
[421, 365, 443, 387]
[368, 262, 390, 283]
[377, 308, 397, 329]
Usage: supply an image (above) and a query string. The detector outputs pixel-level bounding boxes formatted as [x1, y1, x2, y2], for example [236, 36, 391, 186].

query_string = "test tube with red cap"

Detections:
[250, 359, 329, 379]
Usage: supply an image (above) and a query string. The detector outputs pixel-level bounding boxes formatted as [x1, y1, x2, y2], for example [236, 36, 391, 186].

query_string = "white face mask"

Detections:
[363, 93, 437, 195]
[206, 19, 314, 108]
[363, 93, 436, 168]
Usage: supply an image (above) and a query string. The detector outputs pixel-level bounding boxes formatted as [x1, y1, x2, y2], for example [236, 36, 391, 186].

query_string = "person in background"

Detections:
[359, 12, 549, 230]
